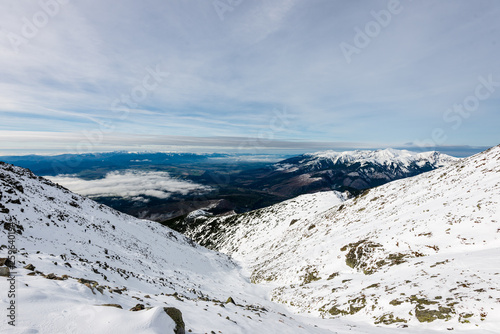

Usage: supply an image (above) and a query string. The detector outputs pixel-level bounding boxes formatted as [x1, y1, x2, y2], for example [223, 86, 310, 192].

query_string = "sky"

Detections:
[0, 0, 499, 156]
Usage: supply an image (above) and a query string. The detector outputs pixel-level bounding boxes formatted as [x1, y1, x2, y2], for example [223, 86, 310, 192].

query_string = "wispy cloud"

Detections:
[0, 0, 499, 153]
[47, 170, 212, 200]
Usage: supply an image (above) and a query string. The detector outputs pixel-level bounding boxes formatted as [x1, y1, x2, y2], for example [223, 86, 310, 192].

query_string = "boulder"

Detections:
[130, 304, 145, 311]
[163, 307, 185, 334]
[0, 266, 10, 277]
[24, 264, 35, 271]
[0, 257, 14, 268]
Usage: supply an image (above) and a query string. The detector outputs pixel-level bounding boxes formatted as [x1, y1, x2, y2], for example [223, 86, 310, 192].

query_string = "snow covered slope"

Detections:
[0, 161, 374, 334]
[185, 145, 500, 331]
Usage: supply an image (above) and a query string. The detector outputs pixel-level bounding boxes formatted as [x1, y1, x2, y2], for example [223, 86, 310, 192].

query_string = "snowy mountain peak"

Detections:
[301, 148, 458, 168]
[268, 148, 460, 196]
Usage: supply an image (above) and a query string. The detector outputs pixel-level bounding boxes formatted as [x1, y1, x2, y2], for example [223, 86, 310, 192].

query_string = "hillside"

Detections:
[0, 161, 359, 334]
[184, 145, 500, 331]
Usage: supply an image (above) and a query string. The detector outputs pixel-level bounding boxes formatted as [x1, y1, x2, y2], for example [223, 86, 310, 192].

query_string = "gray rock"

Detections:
[0, 266, 10, 277]
[130, 304, 145, 311]
[24, 263, 35, 271]
[163, 307, 185, 334]
[0, 257, 14, 268]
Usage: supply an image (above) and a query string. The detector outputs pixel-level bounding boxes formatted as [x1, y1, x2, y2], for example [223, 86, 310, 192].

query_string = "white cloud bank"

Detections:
[48, 170, 212, 200]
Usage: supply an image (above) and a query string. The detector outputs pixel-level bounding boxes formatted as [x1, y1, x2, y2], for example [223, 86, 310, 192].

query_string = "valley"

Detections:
[1, 145, 499, 333]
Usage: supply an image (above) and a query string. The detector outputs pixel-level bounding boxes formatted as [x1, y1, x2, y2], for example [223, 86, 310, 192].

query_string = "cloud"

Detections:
[0, 0, 499, 152]
[47, 170, 212, 200]
[0, 130, 370, 155]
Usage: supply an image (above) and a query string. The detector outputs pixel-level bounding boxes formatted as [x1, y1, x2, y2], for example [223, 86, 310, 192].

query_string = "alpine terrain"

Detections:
[0, 145, 498, 333]
[183, 145, 500, 331]
[0, 159, 460, 334]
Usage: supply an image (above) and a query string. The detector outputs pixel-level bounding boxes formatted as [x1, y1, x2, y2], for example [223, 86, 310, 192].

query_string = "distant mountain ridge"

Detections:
[286, 148, 456, 170]
[1, 149, 459, 223]
[237, 148, 459, 197]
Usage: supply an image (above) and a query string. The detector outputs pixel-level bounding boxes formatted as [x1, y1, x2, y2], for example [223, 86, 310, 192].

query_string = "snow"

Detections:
[0, 145, 498, 333]
[307, 148, 456, 167]
[0, 161, 418, 334]
[186, 145, 500, 332]
[186, 209, 212, 220]
[274, 148, 459, 172]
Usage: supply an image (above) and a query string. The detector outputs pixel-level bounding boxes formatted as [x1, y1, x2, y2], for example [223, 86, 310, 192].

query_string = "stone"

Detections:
[100, 304, 123, 309]
[0, 257, 14, 268]
[130, 304, 145, 311]
[0, 266, 10, 277]
[78, 278, 98, 286]
[24, 264, 35, 271]
[163, 307, 185, 334]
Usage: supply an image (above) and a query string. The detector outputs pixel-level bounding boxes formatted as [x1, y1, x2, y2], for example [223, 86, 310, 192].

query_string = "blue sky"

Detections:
[0, 0, 499, 156]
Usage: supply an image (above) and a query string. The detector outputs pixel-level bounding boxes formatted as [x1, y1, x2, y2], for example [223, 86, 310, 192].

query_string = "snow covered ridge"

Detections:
[304, 148, 459, 167]
[185, 145, 500, 330]
[0, 161, 363, 334]
[275, 148, 459, 172]
[268, 148, 460, 195]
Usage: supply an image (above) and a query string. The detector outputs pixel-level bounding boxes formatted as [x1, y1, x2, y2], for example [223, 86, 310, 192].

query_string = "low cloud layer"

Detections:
[48, 170, 212, 200]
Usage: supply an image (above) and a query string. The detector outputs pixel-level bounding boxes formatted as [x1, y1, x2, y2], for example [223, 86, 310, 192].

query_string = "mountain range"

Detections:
[1, 145, 498, 333]
[179, 145, 500, 329]
[232, 148, 459, 198]
[0, 149, 459, 223]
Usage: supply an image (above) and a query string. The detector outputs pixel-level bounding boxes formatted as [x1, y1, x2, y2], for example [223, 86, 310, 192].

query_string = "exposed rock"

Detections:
[78, 278, 98, 287]
[84, 283, 95, 294]
[0, 257, 14, 268]
[130, 304, 145, 311]
[374, 313, 408, 325]
[100, 304, 123, 309]
[24, 263, 35, 271]
[163, 307, 185, 334]
[415, 306, 454, 322]
[0, 266, 10, 277]
[45, 273, 57, 280]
